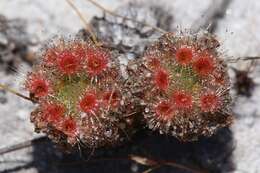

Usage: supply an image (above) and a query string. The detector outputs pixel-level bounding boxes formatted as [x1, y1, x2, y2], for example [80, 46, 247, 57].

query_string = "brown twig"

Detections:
[0, 136, 48, 155]
[85, 0, 167, 34]
[58, 154, 205, 173]
[65, 0, 100, 45]
[227, 56, 260, 63]
[164, 161, 204, 173]
[192, 0, 232, 33]
[142, 165, 161, 173]
[129, 155, 206, 173]
[0, 83, 35, 103]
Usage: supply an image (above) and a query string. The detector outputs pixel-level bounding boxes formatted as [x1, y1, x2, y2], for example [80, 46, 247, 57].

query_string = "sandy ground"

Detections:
[216, 0, 260, 172]
[0, 0, 260, 172]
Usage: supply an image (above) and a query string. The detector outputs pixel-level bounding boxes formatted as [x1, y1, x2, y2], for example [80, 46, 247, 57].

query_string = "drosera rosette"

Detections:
[127, 31, 233, 141]
[25, 71, 51, 100]
[26, 37, 137, 150]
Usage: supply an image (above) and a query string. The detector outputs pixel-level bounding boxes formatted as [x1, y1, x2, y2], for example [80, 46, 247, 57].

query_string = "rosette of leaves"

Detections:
[127, 31, 233, 141]
[26, 38, 137, 149]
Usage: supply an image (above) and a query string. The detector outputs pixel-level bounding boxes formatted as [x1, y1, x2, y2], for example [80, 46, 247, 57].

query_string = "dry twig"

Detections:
[0, 136, 48, 155]
[0, 83, 35, 103]
[227, 56, 260, 63]
[85, 0, 167, 34]
[65, 0, 100, 45]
